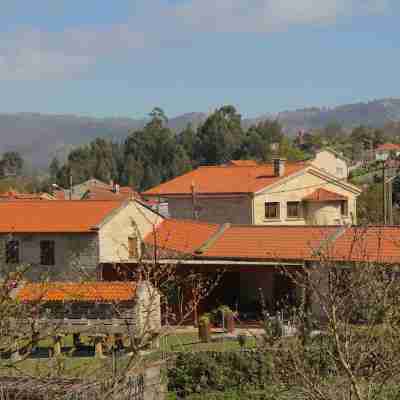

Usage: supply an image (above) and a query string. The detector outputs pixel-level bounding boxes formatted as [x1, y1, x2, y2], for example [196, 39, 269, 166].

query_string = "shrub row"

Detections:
[167, 350, 273, 397]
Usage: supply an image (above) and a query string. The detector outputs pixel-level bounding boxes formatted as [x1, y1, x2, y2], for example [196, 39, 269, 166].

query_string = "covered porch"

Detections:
[101, 259, 304, 325]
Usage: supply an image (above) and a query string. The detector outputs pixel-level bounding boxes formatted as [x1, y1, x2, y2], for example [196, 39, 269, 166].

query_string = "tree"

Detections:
[357, 183, 384, 224]
[372, 129, 386, 148]
[239, 120, 284, 161]
[49, 157, 60, 183]
[323, 121, 343, 141]
[265, 229, 400, 400]
[123, 108, 191, 190]
[195, 105, 243, 164]
[0, 151, 24, 177]
[178, 123, 197, 162]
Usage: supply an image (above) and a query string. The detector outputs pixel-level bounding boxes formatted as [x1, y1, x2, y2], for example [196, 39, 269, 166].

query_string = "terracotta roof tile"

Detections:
[143, 162, 308, 196]
[0, 200, 124, 233]
[83, 186, 140, 201]
[17, 282, 137, 302]
[0, 191, 55, 201]
[200, 225, 339, 261]
[146, 219, 400, 264]
[376, 143, 400, 152]
[328, 226, 400, 264]
[228, 160, 259, 167]
[144, 218, 220, 254]
[303, 188, 347, 202]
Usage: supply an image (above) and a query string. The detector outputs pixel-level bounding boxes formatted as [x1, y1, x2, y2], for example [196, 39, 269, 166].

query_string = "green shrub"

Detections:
[168, 350, 273, 397]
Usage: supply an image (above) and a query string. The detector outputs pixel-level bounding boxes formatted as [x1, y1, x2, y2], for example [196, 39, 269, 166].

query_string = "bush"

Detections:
[168, 350, 273, 397]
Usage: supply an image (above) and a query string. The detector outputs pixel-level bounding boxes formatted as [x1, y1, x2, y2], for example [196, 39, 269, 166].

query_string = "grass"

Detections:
[0, 332, 257, 379]
[160, 332, 257, 353]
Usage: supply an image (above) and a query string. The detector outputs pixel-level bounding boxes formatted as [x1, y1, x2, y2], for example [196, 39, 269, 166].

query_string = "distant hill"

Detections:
[0, 112, 207, 168]
[2, 98, 400, 168]
[257, 98, 400, 133]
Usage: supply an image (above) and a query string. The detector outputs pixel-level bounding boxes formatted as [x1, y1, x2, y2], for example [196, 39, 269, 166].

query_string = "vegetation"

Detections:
[52, 106, 306, 191]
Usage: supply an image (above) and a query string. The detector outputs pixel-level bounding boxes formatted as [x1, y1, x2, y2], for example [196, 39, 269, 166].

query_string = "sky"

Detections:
[1, 0, 400, 119]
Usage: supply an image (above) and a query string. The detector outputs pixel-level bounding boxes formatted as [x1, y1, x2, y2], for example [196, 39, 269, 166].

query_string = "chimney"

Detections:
[272, 158, 286, 177]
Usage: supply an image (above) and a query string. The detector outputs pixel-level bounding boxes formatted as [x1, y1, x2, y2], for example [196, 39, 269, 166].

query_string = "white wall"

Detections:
[98, 201, 163, 263]
[312, 151, 348, 180]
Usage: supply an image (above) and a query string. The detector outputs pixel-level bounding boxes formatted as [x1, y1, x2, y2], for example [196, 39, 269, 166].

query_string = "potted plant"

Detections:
[218, 305, 235, 333]
[198, 314, 211, 343]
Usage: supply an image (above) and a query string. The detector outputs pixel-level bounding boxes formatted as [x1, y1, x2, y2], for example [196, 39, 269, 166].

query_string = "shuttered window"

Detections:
[40, 240, 55, 266]
[128, 237, 138, 259]
[6, 240, 19, 264]
[265, 202, 280, 219]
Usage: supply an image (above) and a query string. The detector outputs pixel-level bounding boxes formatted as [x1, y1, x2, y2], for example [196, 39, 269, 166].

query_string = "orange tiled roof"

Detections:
[376, 143, 400, 152]
[0, 191, 55, 201]
[143, 162, 308, 196]
[199, 225, 339, 261]
[328, 226, 400, 264]
[144, 218, 220, 254]
[84, 185, 141, 201]
[228, 160, 259, 167]
[0, 200, 124, 233]
[17, 282, 137, 302]
[145, 219, 400, 264]
[53, 190, 66, 200]
[303, 188, 347, 202]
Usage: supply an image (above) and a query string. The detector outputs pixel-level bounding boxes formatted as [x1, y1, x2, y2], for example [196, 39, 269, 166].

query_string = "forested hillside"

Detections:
[2, 98, 400, 168]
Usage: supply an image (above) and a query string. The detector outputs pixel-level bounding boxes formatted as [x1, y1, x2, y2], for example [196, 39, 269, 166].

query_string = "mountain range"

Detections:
[1, 98, 400, 168]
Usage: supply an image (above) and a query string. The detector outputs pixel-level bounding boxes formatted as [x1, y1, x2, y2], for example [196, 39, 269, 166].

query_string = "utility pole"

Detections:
[69, 172, 73, 200]
[382, 160, 387, 225]
[191, 180, 198, 220]
[385, 175, 397, 225]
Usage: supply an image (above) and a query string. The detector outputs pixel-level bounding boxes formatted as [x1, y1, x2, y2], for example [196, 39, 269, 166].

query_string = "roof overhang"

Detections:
[143, 193, 252, 199]
[139, 259, 305, 267]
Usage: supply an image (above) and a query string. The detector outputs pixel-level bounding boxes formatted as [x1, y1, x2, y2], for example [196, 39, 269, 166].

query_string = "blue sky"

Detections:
[1, 0, 399, 118]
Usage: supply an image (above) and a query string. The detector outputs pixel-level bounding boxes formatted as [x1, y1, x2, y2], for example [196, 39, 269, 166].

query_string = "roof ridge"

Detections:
[312, 225, 349, 257]
[195, 223, 231, 254]
[165, 217, 220, 227]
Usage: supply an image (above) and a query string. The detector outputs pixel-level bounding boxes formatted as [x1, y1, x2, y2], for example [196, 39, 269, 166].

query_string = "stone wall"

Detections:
[0, 233, 99, 281]
[167, 196, 253, 224]
[98, 201, 163, 263]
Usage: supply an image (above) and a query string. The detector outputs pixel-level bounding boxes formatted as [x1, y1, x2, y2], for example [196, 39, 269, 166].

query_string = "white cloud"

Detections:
[0, 0, 392, 80]
[173, 0, 390, 32]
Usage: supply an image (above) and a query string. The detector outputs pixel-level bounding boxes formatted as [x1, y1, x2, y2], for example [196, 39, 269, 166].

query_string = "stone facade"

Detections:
[0, 233, 99, 281]
[167, 196, 252, 225]
[166, 168, 359, 226]
[98, 201, 163, 263]
[0, 201, 163, 281]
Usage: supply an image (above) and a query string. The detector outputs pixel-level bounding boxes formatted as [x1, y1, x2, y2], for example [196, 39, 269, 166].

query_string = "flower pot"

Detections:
[224, 313, 235, 333]
[198, 321, 211, 343]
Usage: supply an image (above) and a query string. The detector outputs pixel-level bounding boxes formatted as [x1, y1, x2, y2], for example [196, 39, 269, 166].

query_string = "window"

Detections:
[6, 240, 19, 264]
[128, 237, 138, 259]
[265, 202, 280, 219]
[287, 202, 301, 218]
[340, 201, 348, 217]
[40, 240, 55, 266]
[336, 167, 344, 176]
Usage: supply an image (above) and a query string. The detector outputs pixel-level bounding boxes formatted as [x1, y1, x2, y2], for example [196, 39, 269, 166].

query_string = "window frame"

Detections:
[287, 201, 301, 219]
[340, 200, 348, 217]
[40, 240, 55, 266]
[6, 240, 20, 264]
[264, 202, 280, 220]
[128, 236, 138, 259]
